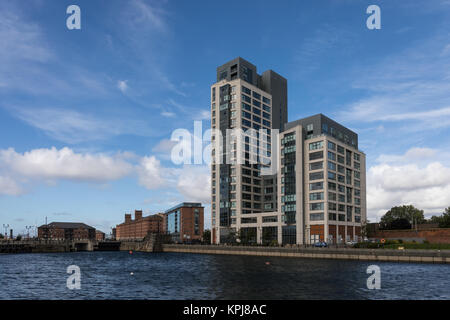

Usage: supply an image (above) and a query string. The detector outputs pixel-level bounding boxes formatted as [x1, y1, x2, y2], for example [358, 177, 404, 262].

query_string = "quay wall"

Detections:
[162, 244, 450, 264]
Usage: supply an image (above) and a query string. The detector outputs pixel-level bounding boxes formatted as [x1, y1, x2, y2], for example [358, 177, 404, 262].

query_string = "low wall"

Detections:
[162, 244, 450, 264]
[373, 228, 450, 244]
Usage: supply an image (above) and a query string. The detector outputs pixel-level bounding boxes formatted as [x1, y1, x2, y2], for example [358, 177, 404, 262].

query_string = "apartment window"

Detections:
[242, 102, 251, 111]
[337, 145, 345, 154]
[338, 175, 345, 183]
[328, 192, 336, 201]
[309, 141, 324, 151]
[242, 86, 251, 95]
[355, 180, 361, 187]
[346, 150, 352, 166]
[329, 212, 337, 221]
[337, 155, 345, 164]
[354, 171, 360, 179]
[310, 213, 324, 221]
[309, 151, 323, 161]
[338, 185, 345, 193]
[309, 161, 323, 171]
[242, 94, 251, 103]
[263, 104, 271, 112]
[310, 192, 324, 201]
[322, 123, 328, 133]
[354, 153, 360, 162]
[328, 182, 336, 190]
[262, 112, 270, 119]
[338, 214, 345, 222]
[338, 194, 345, 202]
[355, 207, 361, 214]
[262, 96, 271, 104]
[253, 99, 261, 107]
[328, 171, 336, 180]
[328, 141, 336, 150]
[328, 161, 336, 171]
[310, 172, 324, 181]
[263, 216, 277, 223]
[354, 162, 361, 170]
[253, 92, 261, 100]
[309, 182, 323, 190]
[310, 202, 324, 211]
[328, 151, 336, 161]
[328, 202, 337, 211]
[212, 88, 216, 101]
[355, 189, 360, 197]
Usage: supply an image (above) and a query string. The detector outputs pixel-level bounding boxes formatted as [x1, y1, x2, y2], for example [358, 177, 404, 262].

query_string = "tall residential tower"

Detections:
[210, 58, 366, 245]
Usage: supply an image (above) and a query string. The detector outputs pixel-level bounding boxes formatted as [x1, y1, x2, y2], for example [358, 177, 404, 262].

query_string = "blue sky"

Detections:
[1, 0, 450, 235]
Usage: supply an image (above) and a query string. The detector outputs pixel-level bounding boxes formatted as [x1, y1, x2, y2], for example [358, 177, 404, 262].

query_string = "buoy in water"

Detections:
[130, 272, 134, 276]
[129, 250, 133, 254]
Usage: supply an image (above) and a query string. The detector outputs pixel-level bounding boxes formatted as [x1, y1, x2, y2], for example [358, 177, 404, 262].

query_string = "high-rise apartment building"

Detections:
[210, 58, 366, 245]
[210, 57, 287, 244]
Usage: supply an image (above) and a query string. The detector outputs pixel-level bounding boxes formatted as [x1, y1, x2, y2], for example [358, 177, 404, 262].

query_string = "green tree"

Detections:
[437, 207, 450, 228]
[202, 229, 211, 244]
[380, 205, 425, 229]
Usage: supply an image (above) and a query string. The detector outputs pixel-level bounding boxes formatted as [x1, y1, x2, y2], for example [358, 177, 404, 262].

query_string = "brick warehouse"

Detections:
[38, 222, 96, 240]
[115, 210, 165, 240]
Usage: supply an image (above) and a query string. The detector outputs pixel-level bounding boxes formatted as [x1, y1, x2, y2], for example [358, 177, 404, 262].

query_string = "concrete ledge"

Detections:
[161, 245, 450, 264]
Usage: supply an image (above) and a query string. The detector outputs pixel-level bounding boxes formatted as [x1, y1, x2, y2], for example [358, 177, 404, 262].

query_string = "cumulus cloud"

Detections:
[367, 148, 450, 221]
[137, 156, 168, 190]
[0, 147, 133, 183]
[176, 165, 211, 203]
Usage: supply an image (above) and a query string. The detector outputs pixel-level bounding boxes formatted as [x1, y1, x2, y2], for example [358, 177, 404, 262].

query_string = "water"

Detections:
[0, 251, 449, 299]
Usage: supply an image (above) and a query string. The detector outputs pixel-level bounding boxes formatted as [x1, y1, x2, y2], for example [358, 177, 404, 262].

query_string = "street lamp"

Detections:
[3, 224, 9, 240]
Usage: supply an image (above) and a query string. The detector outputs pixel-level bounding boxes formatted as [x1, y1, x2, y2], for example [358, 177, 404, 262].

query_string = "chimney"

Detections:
[125, 213, 132, 223]
[135, 210, 143, 220]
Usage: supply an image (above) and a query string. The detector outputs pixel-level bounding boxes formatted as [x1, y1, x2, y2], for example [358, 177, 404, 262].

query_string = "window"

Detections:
[310, 172, 324, 181]
[242, 94, 251, 103]
[337, 145, 345, 154]
[310, 213, 324, 221]
[329, 212, 337, 221]
[328, 192, 336, 201]
[242, 86, 251, 95]
[309, 141, 324, 150]
[338, 184, 345, 193]
[328, 171, 336, 180]
[263, 96, 271, 104]
[328, 151, 336, 161]
[253, 99, 261, 107]
[328, 202, 337, 211]
[328, 141, 336, 150]
[253, 92, 261, 100]
[310, 192, 324, 201]
[354, 153, 360, 161]
[263, 104, 271, 112]
[310, 203, 324, 211]
[337, 155, 345, 164]
[309, 151, 323, 160]
[309, 182, 323, 190]
[309, 161, 323, 171]
[328, 161, 336, 171]
[328, 182, 336, 190]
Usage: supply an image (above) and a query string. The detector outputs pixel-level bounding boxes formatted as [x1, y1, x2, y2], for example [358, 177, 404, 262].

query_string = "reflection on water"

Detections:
[0, 252, 448, 300]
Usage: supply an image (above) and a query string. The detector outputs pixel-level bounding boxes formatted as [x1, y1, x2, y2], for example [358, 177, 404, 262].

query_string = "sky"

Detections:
[1, 0, 450, 236]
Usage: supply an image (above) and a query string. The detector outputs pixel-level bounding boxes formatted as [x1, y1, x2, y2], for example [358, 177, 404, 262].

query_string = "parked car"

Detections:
[346, 241, 357, 246]
[314, 241, 328, 247]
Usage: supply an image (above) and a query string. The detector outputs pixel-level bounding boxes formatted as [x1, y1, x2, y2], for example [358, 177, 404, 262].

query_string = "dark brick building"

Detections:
[115, 210, 164, 240]
[38, 222, 96, 240]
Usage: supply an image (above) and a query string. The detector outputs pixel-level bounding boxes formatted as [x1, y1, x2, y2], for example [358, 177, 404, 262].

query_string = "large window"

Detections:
[309, 141, 324, 150]
[310, 202, 324, 211]
[310, 151, 324, 160]
[310, 161, 323, 171]
[309, 182, 323, 190]
[310, 213, 324, 221]
[310, 192, 324, 201]
[310, 171, 324, 181]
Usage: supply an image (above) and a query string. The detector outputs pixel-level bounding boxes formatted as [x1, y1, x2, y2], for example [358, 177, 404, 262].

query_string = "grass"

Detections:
[354, 241, 450, 250]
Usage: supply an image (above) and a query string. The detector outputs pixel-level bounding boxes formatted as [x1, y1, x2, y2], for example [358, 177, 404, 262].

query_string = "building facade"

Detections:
[165, 203, 204, 243]
[211, 58, 367, 245]
[38, 222, 96, 240]
[115, 210, 164, 240]
[211, 57, 287, 244]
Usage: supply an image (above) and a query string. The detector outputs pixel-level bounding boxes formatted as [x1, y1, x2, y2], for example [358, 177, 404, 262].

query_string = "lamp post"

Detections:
[3, 224, 9, 240]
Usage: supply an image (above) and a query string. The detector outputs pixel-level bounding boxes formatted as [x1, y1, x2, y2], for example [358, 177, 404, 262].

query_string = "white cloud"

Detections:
[176, 165, 211, 203]
[0, 147, 133, 182]
[367, 148, 450, 221]
[117, 80, 128, 93]
[161, 111, 176, 117]
[0, 175, 23, 196]
[137, 156, 168, 190]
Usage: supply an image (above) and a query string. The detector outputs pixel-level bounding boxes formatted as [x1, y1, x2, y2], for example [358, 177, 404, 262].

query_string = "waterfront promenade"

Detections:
[162, 244, 450, 264]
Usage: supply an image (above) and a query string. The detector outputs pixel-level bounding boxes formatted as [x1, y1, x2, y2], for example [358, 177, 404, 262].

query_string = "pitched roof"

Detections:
[39, 222, 95, 230]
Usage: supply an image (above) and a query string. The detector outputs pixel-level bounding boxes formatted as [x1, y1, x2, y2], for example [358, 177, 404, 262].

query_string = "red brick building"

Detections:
[95, 230, 105, 241]
[165, 203, 204, 243]
[115, 210, 164, 240]
[38, 222, 96, 240]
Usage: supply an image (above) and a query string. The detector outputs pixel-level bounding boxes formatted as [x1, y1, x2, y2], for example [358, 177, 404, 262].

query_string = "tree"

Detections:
[202, 229, 211, 244]
[440, 207, 450, 228]
[380, 205, 425, 229]
[389, 218, 412, 230]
